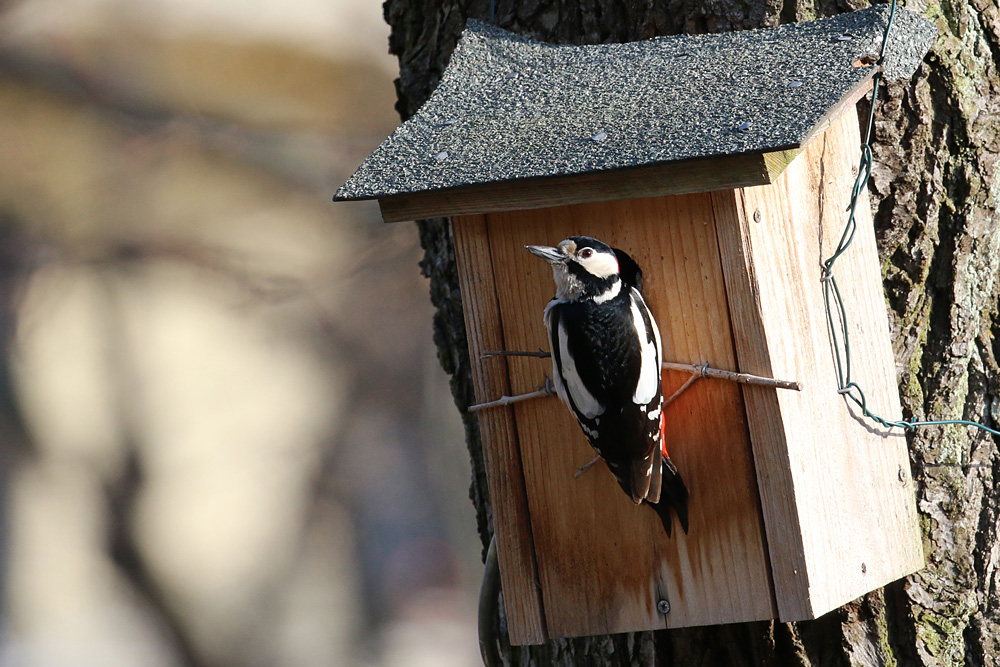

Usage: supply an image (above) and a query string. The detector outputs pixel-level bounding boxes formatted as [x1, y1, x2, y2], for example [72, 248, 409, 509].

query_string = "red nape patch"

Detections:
[660, 412, 668, 458]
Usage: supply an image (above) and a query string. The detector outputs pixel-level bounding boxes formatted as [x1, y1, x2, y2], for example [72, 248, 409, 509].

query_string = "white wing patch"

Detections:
[543, 301, 569, 405]
[630, 289, 660, 405]
[557, 320, 605, 419]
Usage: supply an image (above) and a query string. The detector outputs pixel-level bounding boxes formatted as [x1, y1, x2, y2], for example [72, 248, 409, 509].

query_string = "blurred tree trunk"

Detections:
[382, 0, 1000, 664]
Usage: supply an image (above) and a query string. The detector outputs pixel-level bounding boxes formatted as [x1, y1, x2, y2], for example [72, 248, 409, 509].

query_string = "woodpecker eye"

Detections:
[580, 248, 593, 259]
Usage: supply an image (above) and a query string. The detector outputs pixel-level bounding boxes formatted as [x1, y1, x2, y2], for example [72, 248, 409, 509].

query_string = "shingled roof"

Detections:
[336, 5, 935, 221]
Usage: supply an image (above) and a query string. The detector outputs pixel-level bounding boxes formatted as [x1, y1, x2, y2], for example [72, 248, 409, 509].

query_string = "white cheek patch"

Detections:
[558, 321, 605, 419]
[630, 290, 660, 405]
[580, 251, 619, 279]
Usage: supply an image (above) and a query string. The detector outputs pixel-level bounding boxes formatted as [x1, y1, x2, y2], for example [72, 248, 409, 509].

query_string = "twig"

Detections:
[573, 456, 602, 479]
[469, 377, 556, 412]
[470, 357, 799, 412]
[663, 373, 701, 410]
[661, 361, 801, 391]
[482, 349, 551, 359]
[468, 388, 551, 412]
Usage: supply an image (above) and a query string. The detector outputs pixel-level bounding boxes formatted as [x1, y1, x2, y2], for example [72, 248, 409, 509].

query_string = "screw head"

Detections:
[657, 599, 671, 614]
[753, 209, 762, 223]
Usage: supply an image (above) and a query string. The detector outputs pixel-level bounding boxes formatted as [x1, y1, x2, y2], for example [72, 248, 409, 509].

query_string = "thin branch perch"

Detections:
[661, 361, 801, 391]
[468, 388, 552, 412]
[574, 456, 602, 479]
[663, 373, 701, 410]
[482, 349, 551, 359]
[469, 357, 800, 412]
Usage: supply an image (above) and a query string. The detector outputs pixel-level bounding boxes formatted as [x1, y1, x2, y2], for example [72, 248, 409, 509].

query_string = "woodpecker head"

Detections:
[526, 236, 621, 302]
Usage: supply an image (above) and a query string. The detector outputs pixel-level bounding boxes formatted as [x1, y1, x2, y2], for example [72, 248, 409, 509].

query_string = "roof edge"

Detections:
[377, 148, 800, 222]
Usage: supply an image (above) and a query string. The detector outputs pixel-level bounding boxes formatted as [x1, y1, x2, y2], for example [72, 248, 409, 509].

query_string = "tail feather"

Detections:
[645, 457, 689, 537]
[646, 444, 663, 504]
[629, 455, 652, 504]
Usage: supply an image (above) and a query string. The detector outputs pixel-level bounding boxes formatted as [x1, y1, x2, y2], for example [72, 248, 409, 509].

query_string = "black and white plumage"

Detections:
[527, 236, 689, 536]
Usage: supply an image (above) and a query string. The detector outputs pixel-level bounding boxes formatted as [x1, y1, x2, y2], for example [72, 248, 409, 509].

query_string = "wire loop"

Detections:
[823, 0, 1000, 439]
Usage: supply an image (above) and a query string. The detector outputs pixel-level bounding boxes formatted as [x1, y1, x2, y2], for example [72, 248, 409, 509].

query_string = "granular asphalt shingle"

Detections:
[335, 5, 936, 202]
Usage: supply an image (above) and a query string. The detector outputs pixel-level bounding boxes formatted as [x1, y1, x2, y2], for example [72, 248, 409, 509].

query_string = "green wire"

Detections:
[822, 0, 1000, 438]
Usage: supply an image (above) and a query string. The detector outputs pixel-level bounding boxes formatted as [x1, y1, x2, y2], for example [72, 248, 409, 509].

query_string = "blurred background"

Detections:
[0, 0, 481, 665]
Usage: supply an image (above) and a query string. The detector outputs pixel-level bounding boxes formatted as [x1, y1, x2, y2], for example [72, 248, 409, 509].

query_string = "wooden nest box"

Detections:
[336, 6, 936, 645]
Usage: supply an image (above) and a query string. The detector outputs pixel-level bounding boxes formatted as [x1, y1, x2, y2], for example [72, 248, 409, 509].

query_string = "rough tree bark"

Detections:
[381, 0, 1000, 664]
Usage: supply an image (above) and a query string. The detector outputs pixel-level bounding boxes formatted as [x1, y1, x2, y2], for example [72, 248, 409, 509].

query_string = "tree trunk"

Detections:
[381, 0, 1000, 663]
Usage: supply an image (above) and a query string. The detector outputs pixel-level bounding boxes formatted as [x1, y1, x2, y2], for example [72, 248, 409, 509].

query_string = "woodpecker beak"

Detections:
[526, 245, 566, 263]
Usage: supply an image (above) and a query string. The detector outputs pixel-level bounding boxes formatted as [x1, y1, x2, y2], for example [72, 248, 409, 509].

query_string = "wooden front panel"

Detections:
[454, 193, 776, 641]
[714, 110, 924, 621]
[452, 216, 548, 644]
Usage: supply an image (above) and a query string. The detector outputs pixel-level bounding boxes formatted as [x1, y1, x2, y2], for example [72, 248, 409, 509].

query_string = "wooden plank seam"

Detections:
[478, 217, 551, 641]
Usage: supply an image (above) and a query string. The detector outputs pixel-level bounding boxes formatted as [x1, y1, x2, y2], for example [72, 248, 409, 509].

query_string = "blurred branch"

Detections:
[0, 46, 357, 195]
[0, 212, 42, 459]
[93, 238, 307, 303]
[103, 448, 206, 667]
[73, 235, 413, 305]
[98, 272, 207, 667]
[0, 213, 43, 645]
[0, 46, 174, 125]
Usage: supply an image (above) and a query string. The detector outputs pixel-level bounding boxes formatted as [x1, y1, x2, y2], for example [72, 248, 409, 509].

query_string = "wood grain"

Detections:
[714, 110, 924, 621]
[379, 150, 797, 223]
[451, 215, 548, 644]
[479, 195, 775, 639]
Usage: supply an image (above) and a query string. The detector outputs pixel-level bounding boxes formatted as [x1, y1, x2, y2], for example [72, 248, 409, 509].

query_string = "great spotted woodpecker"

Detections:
[527, 236, 689, 536]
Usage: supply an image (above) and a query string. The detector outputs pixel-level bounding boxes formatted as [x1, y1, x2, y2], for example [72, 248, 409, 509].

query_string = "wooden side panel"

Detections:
[481, 195, 776, 639]
[451, 215, 548, 644]
[715, 111, 924, 621]
[711, 189, 813, 619]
